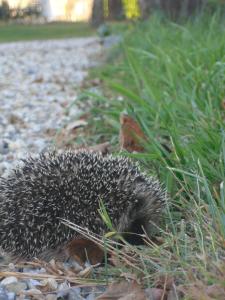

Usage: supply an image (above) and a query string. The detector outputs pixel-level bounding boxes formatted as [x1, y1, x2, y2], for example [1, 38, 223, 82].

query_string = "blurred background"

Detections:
[0, 0, 224, 25]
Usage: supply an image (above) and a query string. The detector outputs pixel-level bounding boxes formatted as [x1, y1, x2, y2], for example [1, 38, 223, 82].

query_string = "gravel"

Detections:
[0, 37, 101, 177]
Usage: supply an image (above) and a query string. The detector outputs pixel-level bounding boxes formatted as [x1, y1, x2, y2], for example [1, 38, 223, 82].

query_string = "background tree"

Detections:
[138, 0, 152, 19]
[91, 0, 104, 27]
[0, 0, 10, 20]
[91, 0, 223, 26]
[160, 0, 203, 19]
[108, 0, 123, 20]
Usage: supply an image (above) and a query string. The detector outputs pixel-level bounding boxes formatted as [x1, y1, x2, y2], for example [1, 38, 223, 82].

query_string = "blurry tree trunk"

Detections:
[160, 0, 203, 18]
[0, 0, 10, 20]
[91, 0, 104, 27]
[108, 0, 123, 20]
[138, 0, 152, 19]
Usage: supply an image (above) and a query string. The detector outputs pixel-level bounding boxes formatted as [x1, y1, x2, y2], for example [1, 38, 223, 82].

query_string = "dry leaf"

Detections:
[55, 119, 87, 147]
[119, 114, 147, 152]
[87, 142, 110, 155]
[77, 265, 93, 278]
[65, 238, 104, 265]
[96, 281, 147, 300]
[66, 120, 88, 132]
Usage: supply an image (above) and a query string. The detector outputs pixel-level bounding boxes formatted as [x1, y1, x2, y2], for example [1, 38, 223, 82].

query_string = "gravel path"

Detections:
[0, 37, 101, 176]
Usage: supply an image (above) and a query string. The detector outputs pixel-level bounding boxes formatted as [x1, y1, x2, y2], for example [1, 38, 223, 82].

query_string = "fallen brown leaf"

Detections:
[87, 142, 110, 155]
[119, 113, 147, 152]
[96, 281, 147, 300]
[66, 120, 88, 132]
[65, 238, 104, 265]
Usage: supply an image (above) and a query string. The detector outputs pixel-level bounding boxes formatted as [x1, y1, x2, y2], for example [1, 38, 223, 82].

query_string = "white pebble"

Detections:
[1, 277, 18, 286]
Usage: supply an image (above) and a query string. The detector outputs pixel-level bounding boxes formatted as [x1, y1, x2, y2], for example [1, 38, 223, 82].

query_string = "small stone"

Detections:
[1, 277, 18, 286]
[71, 287, 81, 295]
[0, 141, 9, 155]
[5, 282, 27, 294]
[46, 294, 57, 300]
[39, 278, 58, 291]
[57, 288, 84, 300]
[22, 288, 42, 296]
[27, 279, 41, 289]
[39, 268, 47, 274]
[85, 293, 95, 300]
[0, 285, 9, 300]
[7, 293, 16, 300]
[58, 281, 70, 291]
[8, 264, 16, 271]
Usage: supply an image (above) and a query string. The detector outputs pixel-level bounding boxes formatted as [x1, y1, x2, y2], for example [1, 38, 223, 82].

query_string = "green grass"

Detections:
[72, 12, 225, 296]
[0, 21, 95, 42]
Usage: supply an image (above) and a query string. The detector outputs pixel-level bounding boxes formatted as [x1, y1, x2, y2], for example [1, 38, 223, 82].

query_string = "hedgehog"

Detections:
[0, 151, 166, 260]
